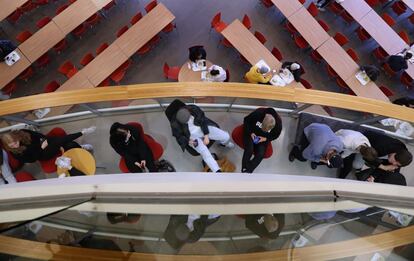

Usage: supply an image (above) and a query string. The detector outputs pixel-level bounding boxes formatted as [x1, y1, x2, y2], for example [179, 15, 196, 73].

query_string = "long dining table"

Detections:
[0, 0, 28, 21]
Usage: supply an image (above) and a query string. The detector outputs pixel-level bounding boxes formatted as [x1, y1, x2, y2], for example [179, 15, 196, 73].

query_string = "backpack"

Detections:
[155, 159, 176, 172]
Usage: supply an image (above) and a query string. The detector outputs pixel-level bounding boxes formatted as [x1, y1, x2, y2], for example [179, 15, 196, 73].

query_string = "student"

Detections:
[385, 52, 412, 73]
[188, 45, 206, 63]
[109, 122, 158, 173]
[289, 123, 344, 169]
[171, 105, 234, 173]
[241, 108, 282, 173]
[335, 129, 378, 179]
[360, 65, 380, 82]
[245, 65, 272, 84]
[0, 149, 16, 185]
[356, 167, 407, 186]
[245, 214, 285, 239]
[281, 61, 304, 82]
[393, 97, 414, 108]
[0, 40, 17, 61]
[1, 126, 95, 164]
[208, 64, 227, 82]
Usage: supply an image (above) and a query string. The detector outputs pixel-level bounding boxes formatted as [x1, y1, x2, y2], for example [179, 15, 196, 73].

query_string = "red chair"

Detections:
[44, 80, 61, 93]
[96, 42, 109, 55]
[110, 60, 132, 84]
[130, 12, 143, 25]
[381, 13, 395, 27]
[163, 63, 180, 80]
[408, 13, 414, 25]
[7, 10, 22, 24]
[284, 21, 298, 36]
[2, 81, 17, 96]
[391, 1, 407, 16]
[16, 31, 32, 43]
[116, 25, 129, 38]
[15, 171, 35, 182]
[346, 48, 359, 62]
[149, 35, 161, 46]
[300, 78, 313, 89]
[231, 125, 273, 158]
[307, 3, 318, 17]
[355, 26, 371, 42]
[379, 86, 395, 97]
[310, 50, 323, 63]
[224, 69, 230, 82]
[39, 128, 66, 173]
[6, 150, 23, 172]
[294, 35, 309, 49]
[35, 53, 50, 68]
[136, 42, 152, 55]
[259, 0, 274, 8]
[328, 2, 344, 15]
[317, 19, 330, 32]
[80, 53, 94, 66]
[219, 37, 233, 48]
[103, 0, 116, 11]
[56, 4, 69, 15]
[53, 39, 68, 54]
[19, 1, 37, 13]
[242, 14, 252, 30]
[372, 46, 388, 60]
[366, 0, 379, 7]
[398, 31, 410, 44]
[162, 22, 176, 34]
[36, 16, 51, 29]
[382, 63, 397, 77]
[254, 31, 267, 44]
[400, 72, 413, 88]
[85, 13, 101, 27]
[298, 0, 306, 3]
[326, 65, 339, 78]
[18, 67, 34, 81]
[336, 78, 350, 92]
[271, 47, 283, 60]
[72, 24, 87, 38]
[118, 122, 164, 173]
[98, 77, 111, 87]
[333, 32, 349, 46]
[210, 12, 227, 33]
[340, 11, 354, 24]
[58, 61, 78, 78]
[145, 0, 157, 13]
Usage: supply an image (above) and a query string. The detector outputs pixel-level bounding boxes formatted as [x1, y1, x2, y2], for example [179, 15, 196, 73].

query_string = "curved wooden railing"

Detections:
[0, 225, 413, 260]
[0, 82, 412, 122]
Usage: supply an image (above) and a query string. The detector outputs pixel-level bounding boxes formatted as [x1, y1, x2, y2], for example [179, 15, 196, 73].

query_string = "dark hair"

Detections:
[360, 145, 378, 162]
[210, 69, 219, 76]
[404, 52, 413, 60]
[395, 150, 413, 167]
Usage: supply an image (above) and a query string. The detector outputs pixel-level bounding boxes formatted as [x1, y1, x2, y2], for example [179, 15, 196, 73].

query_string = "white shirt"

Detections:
[335, 129, 370, 158]
[187, 116, 204, 139]
[208, 65, 227, 82]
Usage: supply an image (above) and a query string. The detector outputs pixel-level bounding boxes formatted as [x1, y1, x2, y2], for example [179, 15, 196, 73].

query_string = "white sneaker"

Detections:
[81, 144, 94, 151]
[81, 126, 96, 135]
[58, 173, 67, 178]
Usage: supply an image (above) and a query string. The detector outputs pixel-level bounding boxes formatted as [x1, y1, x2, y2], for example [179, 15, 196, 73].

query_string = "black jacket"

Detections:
[245, 214, 285, 239]
[393, 97, 414, 107]
[0, 40, 16, 60]
[356, 168, 407, 185]
[11, 130, 46, 163]
[387, 55, 408, 72]
[170, 105, 218, 151]
[109, 123, 153, 164]
[243, 108, 282, 141]
[188, 46, 206, 62]
[281, 61, 303, 82]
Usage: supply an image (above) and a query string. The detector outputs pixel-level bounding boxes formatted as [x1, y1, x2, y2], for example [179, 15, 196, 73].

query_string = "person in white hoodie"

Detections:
[335, 129, 378, 179]
[0, 149, 16, 185]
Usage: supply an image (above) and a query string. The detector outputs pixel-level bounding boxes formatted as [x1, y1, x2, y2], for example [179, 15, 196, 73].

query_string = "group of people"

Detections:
[245, 61, 304, 84]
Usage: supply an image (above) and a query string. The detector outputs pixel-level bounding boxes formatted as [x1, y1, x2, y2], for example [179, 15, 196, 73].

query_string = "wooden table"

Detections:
[402, 0, 414, 10]
[57, 148, 96, 176]
[271, 0, 303, 18]
[288, 8, 330, 49]
[345, 76, 389, 102]
[0, 0, 28, 21]
[19, 21, 65, 63]
[340, 0, 372, 21]
[114, 3, 175, 57]
[178, 60, 213, 82]
[0, 50, 31, 89]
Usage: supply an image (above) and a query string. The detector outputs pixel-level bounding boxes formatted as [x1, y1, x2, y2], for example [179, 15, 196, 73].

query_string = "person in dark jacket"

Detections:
[393, 97, 414, 108]
[356, 167, 407, 186]
[245, 214, 285, 239]
[188, 46, 206, 63]
[0, 40, 17, 60]
[241, 108, 282, 173]
[109, 122, 158, 173]
[385, 53, 412, 73]
[363, 130, 412, 172]
[281, 61, 304, 82]
[170, 105, 233, 173]
[360, 65, 380, 82]
[1, 127, 95, 164]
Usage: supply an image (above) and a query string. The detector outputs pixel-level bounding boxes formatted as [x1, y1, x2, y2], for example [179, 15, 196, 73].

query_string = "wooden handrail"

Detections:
[0, 225, 413, 260]
[0, 82, 413, 122]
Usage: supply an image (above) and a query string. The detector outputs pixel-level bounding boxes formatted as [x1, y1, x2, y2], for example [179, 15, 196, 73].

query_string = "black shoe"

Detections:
[311, 162, 318, 170]
[216, 169, 222, 173]
[288, 149, 296, 162]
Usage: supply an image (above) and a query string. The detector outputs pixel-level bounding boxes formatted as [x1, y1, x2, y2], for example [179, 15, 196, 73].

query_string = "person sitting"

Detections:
[335, 129, 378, 179]
[0, 149, 16, 185]
[281, 61, 303, 82]
[363, 130, 412, 172]
[289, 123, 344, 169]
[245, 65, 272, 84]
[356, 167, 407, 186]
[393, 97, 414, 108]
[0, 40, 17, 61]
[360, 65, 380, 82]
[208, 64, 227, 82]
[109, 122, 158, 173]
[241, 108, 282, 173]
[245, 214, 285, 239]
[171, 104, 234, 173]
[188, 45, 206, 63]
[385, 52, 412, 73]
[1, 127, 95, 164]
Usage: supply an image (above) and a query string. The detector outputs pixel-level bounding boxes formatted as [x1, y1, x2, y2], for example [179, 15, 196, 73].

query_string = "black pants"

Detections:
[242, 132, 268, 173]
[317, 0, 333, 8]
[69, 167, 86, 176]
[125, 156, 158, 173]
[40, 132, 82, 160]
[338, 154, 356, 179]
[290, 132, 309, 162]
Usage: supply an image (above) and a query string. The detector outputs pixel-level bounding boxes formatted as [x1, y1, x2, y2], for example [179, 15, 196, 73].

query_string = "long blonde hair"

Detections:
[1, 130, 32, 154]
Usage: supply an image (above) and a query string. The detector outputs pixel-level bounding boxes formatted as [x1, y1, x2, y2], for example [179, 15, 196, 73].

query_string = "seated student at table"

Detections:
[208, 64, 227, 82]
[335, 129, 378, 179]
[289, 123, 344, 170]
[1, 126, 95, 164]
[188, 45, 206, 63]
[281, 61, 303, 82]
[360, 65, 380, 82]
[0, 40, 17, 61]
[356, 167, 407, 186]
[385, 53, 412, 73]
[245, 65, 272, 84]
[241, 108, 282, 173]
[171, 105, 234, 173]
[0, 149, 16, 185]
[109, 122, 158, 173]
[393, 97, 414, 108]
[245, 214, 285, 240]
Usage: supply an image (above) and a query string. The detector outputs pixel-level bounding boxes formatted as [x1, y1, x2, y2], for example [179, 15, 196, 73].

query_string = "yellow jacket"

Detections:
[245, 66, 271, 84]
